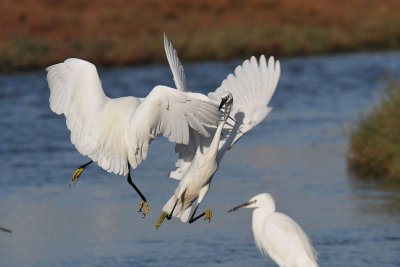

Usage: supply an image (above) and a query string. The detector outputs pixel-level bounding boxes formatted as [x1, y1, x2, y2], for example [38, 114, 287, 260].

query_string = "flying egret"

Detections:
[155, 93, 233, 228]
[46, 58, 225, 217]
[155, 35, 280, 228]
[229, 193, 318, 267]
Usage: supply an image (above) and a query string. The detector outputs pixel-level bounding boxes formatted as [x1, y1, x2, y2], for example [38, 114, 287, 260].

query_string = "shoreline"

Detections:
[2, 48, 400, 75]
[1, 0, 400, 73]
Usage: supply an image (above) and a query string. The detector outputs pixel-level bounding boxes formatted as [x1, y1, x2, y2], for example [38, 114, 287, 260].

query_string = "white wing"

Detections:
[262, 213, 318, 267]
[47, 58, 221, 176]
[169, 126, 214, 180]
[208, 55, 280, 146]
[164, 33, 188, 92]
[47, 58, 142, 175]
[126, 85, 221, 170]
[169, 55, 280, 180]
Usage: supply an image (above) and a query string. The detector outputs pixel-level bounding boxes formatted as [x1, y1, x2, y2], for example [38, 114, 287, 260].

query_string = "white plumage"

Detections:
[159, 95, 233, 224]
[164, 36, 280, 181]
[229, 193, 318, 267]
[164, 33, 188, 92]
[46, 58, 222, 176]
[157, 35, 280, 225]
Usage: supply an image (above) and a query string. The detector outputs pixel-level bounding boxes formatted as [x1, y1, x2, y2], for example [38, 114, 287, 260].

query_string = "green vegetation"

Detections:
[348, 82, 400, 181]
[1, 0, 400, 72]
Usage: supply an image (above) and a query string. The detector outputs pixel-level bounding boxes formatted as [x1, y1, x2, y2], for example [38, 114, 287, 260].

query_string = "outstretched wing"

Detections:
[47, 58, 141, 175]
[127, 86, 221, 169]
[169, 55, 280, 180]
[164, 33, 188, 92]
[208, 55, 280, 146]
[47, 58, 221, 176]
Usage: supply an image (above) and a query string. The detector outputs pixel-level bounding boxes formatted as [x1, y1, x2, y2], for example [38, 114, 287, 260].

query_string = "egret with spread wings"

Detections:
[155, 35, 280, 228]
[46, 58, 226, 217]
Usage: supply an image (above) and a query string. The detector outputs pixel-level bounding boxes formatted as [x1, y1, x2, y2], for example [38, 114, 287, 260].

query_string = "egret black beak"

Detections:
[0, 226, 12, 233]
[228, 200, 256, 212]
[219, 96, 229, 111]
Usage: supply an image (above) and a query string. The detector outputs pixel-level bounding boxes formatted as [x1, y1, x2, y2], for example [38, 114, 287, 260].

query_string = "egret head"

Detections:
[228, 193, 275, 212]
[218, 92, 233, 110]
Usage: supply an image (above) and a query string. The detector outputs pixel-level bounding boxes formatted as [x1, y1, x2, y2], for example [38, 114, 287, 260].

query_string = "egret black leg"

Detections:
[127, 168, 147, 202]
[167, 198, 179, 220]
[80, 160, 93, 169]
[155, 198, 179, 229]
[126, 164, 149, 217]
[71, 160, 93, 185]
[188, 203, 212, 224]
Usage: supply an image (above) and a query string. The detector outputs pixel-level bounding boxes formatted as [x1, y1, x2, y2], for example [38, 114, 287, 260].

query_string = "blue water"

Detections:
[1, 52, 400, 267]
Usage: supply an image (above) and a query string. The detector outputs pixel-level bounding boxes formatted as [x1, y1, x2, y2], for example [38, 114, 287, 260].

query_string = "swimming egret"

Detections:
[155, 35, 280, 228]
[229, 193, 318, 267]
[46, 58, 225, 217]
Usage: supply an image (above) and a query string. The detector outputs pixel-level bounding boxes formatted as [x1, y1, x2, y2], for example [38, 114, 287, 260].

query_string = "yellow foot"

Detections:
[155, 212, 168, 229]
[204, 209, 213, 223]
[70, 167, 84, 186]
[138, 200, 150, 218]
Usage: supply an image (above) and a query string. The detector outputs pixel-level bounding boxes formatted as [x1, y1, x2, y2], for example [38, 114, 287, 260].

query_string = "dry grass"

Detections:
[1, 0, 400, 71]
[348, 81, 400, 181]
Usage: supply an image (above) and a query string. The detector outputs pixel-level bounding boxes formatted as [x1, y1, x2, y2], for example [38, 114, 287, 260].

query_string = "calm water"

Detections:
[1, 52, 400, 267]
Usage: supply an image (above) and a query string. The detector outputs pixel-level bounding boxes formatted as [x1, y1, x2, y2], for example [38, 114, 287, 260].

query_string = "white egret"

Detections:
[46, 58, 226, 217]
[229, 193, 318, 267]
[155, 93, 233, 227]
[155, 35, 280, 227]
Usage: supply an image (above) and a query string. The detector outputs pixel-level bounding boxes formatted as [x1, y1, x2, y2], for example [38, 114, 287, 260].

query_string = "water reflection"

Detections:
[349, 178, 400, 222]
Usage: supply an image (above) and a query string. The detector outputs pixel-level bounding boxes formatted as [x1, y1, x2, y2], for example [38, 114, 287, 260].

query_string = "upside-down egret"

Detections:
[46, 58, 225, 217]
[229, 193, 318, 267]
[155, 93, 233, 228]
[155, 35, 280, 227]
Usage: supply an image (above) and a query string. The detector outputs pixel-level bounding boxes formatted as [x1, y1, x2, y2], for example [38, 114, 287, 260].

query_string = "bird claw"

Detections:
[204, 209, 213, 223]
[138, 200, 150, 218]
[70, 167, 84, 186]
[155, 212, 168, 229]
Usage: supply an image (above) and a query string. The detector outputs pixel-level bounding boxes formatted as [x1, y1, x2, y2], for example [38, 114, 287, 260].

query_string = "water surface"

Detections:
[1, 52, 400, 266]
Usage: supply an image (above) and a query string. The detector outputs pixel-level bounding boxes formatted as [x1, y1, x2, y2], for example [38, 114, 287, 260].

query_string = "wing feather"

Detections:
[164, 33, 188, 92]
[47, 58, 141, 176]
[169, 55, 280, 180]
[127, 86, 220, 169]
[48, 59, 221, 176]
[209, 55, 280, 144]
[47, 58, 107, 157]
